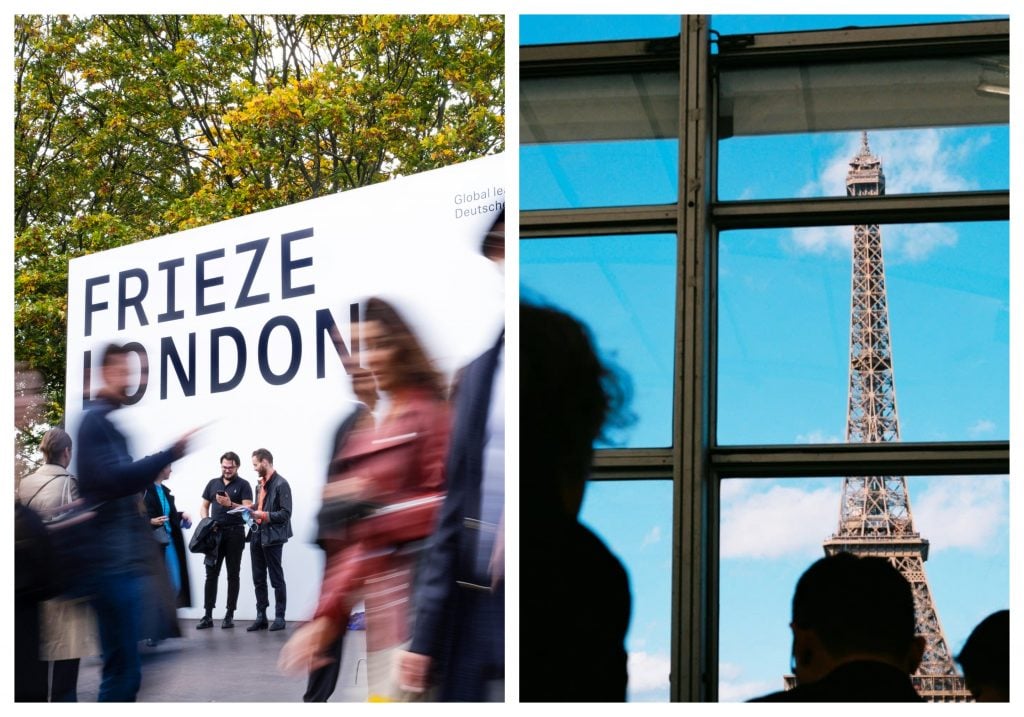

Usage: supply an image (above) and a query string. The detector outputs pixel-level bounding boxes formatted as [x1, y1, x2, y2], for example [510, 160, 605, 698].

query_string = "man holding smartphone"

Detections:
[197, 452, 253, 629]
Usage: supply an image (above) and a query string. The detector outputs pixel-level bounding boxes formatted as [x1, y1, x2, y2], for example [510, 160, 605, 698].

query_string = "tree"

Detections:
[14, 14, 504, 446]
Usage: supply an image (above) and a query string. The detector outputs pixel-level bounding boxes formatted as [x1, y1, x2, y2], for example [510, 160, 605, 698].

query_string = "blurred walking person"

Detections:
[76, 343, 195, 701]
[17, 428, 99, 701]
[400, 210, 506, 701]
[304, 361, 378, 702]
[280, 297, 450, 701]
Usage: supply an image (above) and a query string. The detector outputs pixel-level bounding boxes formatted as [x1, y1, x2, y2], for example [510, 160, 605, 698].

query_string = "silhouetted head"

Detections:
[521, 302, 631, 517]
[790, 553, 925, 685]
[363, 297, 444, 400]
[956, 609, 1009, 702]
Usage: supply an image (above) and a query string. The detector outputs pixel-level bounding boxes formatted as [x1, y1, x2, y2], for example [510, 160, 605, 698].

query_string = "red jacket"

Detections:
[315, 390, 450, 623]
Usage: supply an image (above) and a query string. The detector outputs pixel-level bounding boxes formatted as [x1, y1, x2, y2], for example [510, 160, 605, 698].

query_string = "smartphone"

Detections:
[216, 490, 227, 497]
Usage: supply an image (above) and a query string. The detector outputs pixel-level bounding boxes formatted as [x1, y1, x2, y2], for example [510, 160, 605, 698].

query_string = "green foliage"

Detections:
[14, 14, 504, 435]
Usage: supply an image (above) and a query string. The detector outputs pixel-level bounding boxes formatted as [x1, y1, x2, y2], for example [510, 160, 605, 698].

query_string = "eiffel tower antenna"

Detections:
[821, 132, 971, 701]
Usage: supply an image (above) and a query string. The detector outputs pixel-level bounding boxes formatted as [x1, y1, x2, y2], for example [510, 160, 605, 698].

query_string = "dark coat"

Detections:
[409, 335, 505, 701]
[143, 483, 193, 608]
[521, 505, 631, 702]
[253, 472, 293, 546]
[76, 397, 178, 578]
[749, 660, 924, 702]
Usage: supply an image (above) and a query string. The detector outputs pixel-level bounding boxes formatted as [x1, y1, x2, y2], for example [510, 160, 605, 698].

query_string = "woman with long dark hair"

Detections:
[280, 297, 450, 701]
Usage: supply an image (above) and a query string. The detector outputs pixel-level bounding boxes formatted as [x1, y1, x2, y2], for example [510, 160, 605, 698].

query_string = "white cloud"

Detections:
[787, 217, 957, 264]
[641, 525, 662, 549]
[719, 479, 748, 502]
[811, 129, 980, 197]
[627, 651, 671, 699]
[787, 225, 849, 257]
[719, 678, 778, 703]
[721, 484, 840, 559]
[967, 419, 996, 438]
[874, 129, 977, 194]
[718, 663, 778, 702]
[910, 476, 1008, 553]
[786, 128, 993, 261]
[888, 223, 958, 263]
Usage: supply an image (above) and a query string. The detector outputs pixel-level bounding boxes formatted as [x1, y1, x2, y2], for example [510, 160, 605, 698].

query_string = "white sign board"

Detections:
[65, 154, 505, 620]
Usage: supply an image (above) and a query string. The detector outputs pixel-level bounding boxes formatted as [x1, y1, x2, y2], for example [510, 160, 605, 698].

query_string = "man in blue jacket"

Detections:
[76, 343, 194, 701]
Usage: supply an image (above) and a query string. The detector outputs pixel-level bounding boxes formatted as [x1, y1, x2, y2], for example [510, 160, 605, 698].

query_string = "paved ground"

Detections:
[77, 619, 368, 702]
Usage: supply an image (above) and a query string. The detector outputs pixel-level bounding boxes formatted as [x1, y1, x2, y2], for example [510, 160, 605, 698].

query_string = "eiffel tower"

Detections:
[819, 132, 970, 701]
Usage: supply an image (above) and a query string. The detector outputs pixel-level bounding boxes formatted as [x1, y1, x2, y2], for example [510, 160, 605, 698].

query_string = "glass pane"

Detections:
[717, 221, 1008, 445]
[580, 479, 673, 701]
[521, 234, 676, 448]
[521, 140, 678, 210]
[718, 127, 1009, 201]
[711, 15, 1003, 37]
[521, 15, 679, 46]
[718, 56, 1008, 142]
[522, 73, 680, 145]
[521, 71, 680, 209]
[718, 475, 1008, 701]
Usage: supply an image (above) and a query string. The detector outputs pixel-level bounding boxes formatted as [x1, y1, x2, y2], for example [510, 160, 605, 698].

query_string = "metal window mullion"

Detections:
[713, 19, 1008, 68]
[711, 191, 1009, 230]
[592, 448, 674, 480]
[520, 204, 679, 238]
[709, 441, 1009, 478]
[673, 14, 713, 704]
[522, 35, 681, 77]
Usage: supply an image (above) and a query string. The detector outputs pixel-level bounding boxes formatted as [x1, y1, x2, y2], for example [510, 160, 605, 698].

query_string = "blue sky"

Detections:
[521, 14, 1009, 702]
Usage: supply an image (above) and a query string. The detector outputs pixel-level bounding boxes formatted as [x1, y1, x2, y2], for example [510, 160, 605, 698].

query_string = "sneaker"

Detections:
[196, 615, 214, 630]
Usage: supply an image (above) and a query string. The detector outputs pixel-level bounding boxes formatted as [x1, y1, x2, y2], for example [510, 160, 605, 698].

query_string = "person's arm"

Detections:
[217, 482, 254, 510]
[76, 411, 190, 499]
[200, 498, 211, 519]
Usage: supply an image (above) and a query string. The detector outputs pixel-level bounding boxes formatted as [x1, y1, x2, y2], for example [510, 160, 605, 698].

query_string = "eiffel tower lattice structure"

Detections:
[815, 132, 971, 701]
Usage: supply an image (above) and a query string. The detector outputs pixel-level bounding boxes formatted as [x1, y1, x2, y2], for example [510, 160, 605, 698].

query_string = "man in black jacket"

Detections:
[76, 343, 194, 701]
[246, 448, 293, 631]
[750, 552, 925, 702]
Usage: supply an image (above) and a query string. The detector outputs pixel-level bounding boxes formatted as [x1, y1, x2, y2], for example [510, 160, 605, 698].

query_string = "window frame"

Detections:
[519, 15, 1009, 702]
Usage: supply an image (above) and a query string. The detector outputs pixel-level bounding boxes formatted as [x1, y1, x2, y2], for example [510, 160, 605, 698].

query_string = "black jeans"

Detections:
[204, 525, 245, 612]
[303, 633, 345, 702]
[51, 658, 81, 702]
[250, 541, 286, 617]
